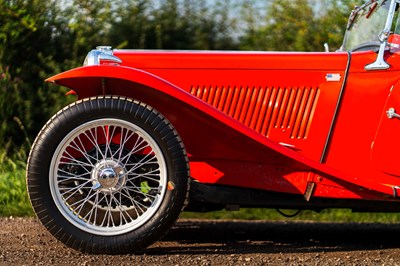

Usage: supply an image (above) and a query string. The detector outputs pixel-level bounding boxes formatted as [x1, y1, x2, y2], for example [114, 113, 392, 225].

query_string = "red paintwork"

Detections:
[46, 48, 400, 203]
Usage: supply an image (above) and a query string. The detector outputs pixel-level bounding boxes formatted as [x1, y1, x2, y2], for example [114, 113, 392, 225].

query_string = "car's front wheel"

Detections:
[26, 96, 189, 254]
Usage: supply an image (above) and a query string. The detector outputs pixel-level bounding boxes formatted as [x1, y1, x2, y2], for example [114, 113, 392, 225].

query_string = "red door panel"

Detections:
[372, 82, 400, 176]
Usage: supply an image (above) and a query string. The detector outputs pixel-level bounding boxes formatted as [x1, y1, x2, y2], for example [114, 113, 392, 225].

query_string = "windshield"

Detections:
[341, 0, 392, 51]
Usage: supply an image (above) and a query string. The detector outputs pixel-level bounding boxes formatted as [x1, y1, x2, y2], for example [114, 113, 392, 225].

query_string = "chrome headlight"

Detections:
[83, 46, 122, 66]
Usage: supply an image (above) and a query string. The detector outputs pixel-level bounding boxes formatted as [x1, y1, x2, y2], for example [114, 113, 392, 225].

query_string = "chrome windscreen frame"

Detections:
[366, 0, 400, 70]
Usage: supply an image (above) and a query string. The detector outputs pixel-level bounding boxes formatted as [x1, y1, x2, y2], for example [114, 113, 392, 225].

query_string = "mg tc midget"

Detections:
[26, 0, 400, 254]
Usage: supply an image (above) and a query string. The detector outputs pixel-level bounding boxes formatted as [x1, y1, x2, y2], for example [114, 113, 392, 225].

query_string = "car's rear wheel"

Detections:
[27, 96, 189, 254]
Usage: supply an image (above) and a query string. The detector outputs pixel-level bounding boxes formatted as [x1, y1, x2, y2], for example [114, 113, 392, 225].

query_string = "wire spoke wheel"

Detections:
[27, 96, 189, 254]
[51, 119, 167, 235]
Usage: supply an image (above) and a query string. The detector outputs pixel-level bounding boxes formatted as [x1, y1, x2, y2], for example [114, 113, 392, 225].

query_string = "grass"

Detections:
[182, 208, 400, 223]
[0, 149, 33, 217]
[2, 147, 400, 223]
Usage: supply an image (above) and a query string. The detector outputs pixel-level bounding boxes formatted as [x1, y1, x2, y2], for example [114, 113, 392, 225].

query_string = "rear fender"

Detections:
[46, 65, 395, 196]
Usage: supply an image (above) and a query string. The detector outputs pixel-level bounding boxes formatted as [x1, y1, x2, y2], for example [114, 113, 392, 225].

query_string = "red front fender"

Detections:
[46, 65, 395, 196]
[46, 65, 297, 160]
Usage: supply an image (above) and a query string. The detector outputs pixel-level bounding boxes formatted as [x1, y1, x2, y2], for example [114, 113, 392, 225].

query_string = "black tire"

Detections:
[26, 96, 189, 254]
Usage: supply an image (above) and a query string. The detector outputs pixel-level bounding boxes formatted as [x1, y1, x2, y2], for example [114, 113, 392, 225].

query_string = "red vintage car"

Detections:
[26, 0, 400, 254]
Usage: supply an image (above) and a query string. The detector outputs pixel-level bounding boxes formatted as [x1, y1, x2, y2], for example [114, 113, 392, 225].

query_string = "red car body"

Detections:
[46, 34, 400, 204]
[26, 0, 400, 254]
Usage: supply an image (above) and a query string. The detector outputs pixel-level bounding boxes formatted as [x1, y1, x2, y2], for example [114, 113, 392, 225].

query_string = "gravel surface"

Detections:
[1, 217, 400, 265]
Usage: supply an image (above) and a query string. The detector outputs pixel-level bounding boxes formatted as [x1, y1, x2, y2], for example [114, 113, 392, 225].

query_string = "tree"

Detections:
[65, 0, 115, 60]
[0, 0, 72, 154]
[239, 0, 268, 50]
[264, 0, 318, 51]
[108, 0, 152, 49]
[315, 0, 358, 51]
[239, 0, 356, 52]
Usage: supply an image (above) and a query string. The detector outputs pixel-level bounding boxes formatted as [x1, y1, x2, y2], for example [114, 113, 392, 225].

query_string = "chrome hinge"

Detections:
[387, 108, 400, 119]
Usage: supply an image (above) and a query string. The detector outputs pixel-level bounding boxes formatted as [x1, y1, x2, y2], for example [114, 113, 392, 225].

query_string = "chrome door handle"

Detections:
[387, 108, 400, 119]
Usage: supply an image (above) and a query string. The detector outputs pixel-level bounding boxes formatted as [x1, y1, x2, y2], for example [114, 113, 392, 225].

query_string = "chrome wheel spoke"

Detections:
[71, 188, 96, 215]
[85, 128, 106, 161]
[121, 152, 157, 178]
[60, 179, 92, 199]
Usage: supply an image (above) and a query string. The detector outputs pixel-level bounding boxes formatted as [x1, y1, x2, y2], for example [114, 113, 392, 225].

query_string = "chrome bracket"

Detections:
[365, 41, 390, 70]
[304, 182, 316, 202]
[365, 0, 398, 71]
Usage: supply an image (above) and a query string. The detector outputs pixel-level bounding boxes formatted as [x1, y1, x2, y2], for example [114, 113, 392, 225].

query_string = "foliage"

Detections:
[182, 208, 400, 223]
[239, 0, 357, 51]
[0, 0, 73, 155]
[0, 149, 33, 216]
[314, 0, 358, 51]
[0, 65, 30, 154]
[266, 0, 318, 51]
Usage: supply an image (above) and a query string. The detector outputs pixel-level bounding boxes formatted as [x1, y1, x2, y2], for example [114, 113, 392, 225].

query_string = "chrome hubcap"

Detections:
[92, 159, 126, 192]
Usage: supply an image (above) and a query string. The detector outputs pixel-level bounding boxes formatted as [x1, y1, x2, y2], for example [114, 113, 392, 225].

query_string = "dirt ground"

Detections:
[1, 217, 400, 266]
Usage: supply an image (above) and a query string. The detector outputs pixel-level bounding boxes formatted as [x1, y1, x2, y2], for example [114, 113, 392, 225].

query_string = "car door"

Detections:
[372, 80, 400, 176]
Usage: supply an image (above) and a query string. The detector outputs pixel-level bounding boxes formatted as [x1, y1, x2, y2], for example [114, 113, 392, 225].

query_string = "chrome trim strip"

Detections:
[320, 51, 351, 163]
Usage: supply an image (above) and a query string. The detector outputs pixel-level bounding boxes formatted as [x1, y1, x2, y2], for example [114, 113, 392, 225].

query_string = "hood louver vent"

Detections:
[190, 85, 320, 139]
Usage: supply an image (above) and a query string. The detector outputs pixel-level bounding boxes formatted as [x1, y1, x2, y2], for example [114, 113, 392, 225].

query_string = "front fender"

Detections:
[46, 65, 395, 196]
[46, 65, 306, 159]
[46, 65, 186, 99]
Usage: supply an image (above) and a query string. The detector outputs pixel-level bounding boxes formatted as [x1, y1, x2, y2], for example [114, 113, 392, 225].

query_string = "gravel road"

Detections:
[1, 217, 400, 265]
